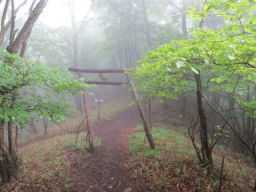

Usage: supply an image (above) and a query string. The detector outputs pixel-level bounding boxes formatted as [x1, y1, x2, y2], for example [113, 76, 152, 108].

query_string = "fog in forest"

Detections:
[0, 0, 255, 191]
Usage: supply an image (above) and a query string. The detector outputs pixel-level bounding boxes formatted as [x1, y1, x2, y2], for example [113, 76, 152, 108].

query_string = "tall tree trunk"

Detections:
[1, 0, 48, 182]
[141, 0, 154, 128]
[0, 120, 9, 183]
[181, 13, 188, 36]
[148, 97, 152, 129]
[141, 0, 152, 47]
[194, 72, 213, 170]
[7, 121, 17, 176]
[7, 121, 15, 156]
[15, 125, 18, 149]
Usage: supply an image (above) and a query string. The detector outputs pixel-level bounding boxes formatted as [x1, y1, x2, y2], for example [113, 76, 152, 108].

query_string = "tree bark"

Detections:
[7, 121, 15, 156]
[43, 118, 48, 135]
[0, 0, 10, 46]
[181, 13, 188, 36]
[15, 125, 18, 149]
[148, 97, 152, 129]
[19, 28, 32, 57]
[0, 0, 48, 182]
[194, 72, 213, 170]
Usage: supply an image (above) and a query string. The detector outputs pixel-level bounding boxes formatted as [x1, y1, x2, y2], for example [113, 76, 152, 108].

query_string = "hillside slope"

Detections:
[0, 105, 254, 192]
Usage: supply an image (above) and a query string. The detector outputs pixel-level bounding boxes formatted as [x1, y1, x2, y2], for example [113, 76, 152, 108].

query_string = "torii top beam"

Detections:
[69, 67, 125, 73]
[69, 67, 128, 85]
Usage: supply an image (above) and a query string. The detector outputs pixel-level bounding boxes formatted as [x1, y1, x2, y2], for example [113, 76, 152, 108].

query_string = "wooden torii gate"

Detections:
[69, 67, 155, 152]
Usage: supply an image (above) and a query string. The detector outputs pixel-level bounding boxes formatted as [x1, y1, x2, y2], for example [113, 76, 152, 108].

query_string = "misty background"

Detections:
[0, 0, 226, 140]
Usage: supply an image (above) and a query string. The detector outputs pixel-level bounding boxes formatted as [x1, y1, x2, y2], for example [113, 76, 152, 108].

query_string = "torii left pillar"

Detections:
[78, 72, 95, 152]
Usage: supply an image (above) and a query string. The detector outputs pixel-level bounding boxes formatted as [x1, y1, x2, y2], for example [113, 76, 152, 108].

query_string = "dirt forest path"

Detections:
[66, 107, 141, 192]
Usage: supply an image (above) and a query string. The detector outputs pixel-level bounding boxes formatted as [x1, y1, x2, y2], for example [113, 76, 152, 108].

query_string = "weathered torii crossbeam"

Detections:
[69, 67, 155, 152]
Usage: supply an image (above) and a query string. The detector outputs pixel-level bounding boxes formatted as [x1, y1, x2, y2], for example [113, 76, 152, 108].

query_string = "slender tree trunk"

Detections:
[7, 121, 17, 177]
[180, 93, 187, 117]
[148, 97, 152, 129]
[194, 72, 213, 170]
[181, 13, 188, 36]
[141, 0, 152, 47]
[254, 157, 256, 191]
[28, 119, 38, 134]
[0, 121, 17, 182]
[7, 121, 15, 156]
[43, 118, 48, 135]
[141, 0, 154, 130]
[1, 0, 48, 182]
[0, 120, 9, 183]
[15, 125, 18, 149]
[0, 0, 10, 46]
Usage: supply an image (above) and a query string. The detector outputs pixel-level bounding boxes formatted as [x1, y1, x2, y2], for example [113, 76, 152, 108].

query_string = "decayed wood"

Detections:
[78, 72, 95, 153]
[125, 73, 155, 150]
[86, 80, 128, 85]
[69, 67, 125, 73]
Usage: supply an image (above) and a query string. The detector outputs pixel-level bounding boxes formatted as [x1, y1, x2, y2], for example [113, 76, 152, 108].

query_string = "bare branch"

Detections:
[0, 0, 10, 45]
[188, 117, 203, 162]
[29, 0, 37, 14]
[4, 0, 30, 32]
[9, 0, 15, 45]
[201, 94, 255, 155]
[7, 0, 48, 54]
[15, 0, 28, 14]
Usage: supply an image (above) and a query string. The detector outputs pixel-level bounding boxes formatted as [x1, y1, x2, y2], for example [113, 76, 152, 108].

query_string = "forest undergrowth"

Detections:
[0, 133, 101, 192]
[128, 124, 255, 192]
[0, 97, 129, 192]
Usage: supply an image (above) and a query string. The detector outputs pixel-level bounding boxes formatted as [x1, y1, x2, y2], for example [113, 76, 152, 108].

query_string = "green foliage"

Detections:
[134, 0, 256, 116]
[0, 49, 89, 127]
[129, 125, 188, 157]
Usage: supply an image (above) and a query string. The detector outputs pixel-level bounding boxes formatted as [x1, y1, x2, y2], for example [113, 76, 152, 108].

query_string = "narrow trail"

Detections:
[66, 107, 140, 192]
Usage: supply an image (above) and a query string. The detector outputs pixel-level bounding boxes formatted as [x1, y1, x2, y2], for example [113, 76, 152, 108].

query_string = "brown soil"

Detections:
[65, 107, 140, 192]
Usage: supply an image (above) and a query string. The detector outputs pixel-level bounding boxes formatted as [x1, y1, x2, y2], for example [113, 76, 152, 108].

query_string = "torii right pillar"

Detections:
[125, 73, 155, 150]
